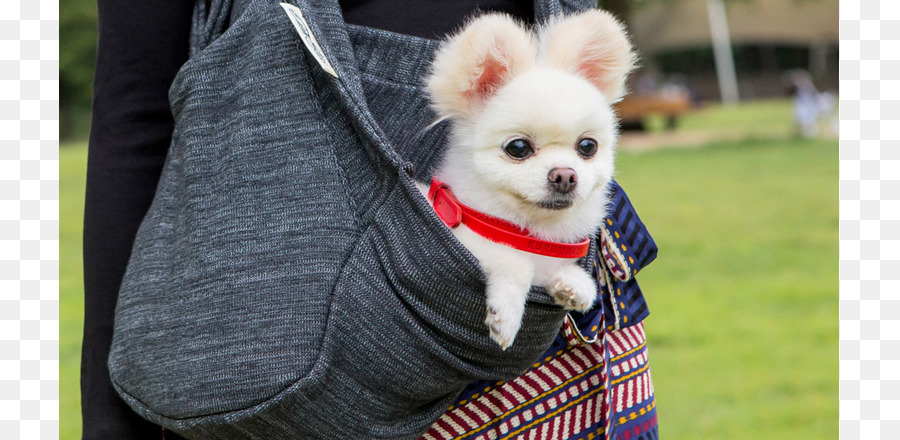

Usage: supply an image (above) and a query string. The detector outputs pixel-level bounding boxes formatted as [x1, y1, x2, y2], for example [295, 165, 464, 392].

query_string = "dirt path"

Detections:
[617, 127, 795, 152]
[618, 125, 836, 152]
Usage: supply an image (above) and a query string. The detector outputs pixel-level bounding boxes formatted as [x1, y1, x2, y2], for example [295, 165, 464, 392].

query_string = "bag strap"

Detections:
[197, 0, 596, 167]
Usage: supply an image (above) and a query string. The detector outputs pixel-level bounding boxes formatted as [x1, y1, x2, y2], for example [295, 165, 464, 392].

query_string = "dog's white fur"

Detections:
[421, 11, 636, 350]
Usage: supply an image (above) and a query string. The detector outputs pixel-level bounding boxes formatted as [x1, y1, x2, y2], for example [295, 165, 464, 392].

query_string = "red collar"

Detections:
[428, 179, 591, 259]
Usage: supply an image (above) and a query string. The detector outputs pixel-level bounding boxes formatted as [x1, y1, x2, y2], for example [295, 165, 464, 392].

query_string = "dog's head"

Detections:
[427, 11, 636, 240]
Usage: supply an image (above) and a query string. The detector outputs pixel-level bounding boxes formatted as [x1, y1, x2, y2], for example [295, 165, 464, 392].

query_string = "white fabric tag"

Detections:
[279, 3, 338, 78]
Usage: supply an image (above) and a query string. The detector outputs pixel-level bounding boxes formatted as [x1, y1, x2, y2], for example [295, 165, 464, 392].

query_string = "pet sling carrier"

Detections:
[108, 0, 616, 438]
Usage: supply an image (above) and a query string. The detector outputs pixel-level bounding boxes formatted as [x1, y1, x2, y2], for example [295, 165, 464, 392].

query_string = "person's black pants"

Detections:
[82, 1, 193, 438]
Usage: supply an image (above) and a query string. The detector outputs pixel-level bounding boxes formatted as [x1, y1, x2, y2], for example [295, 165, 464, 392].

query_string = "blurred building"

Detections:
[627, 0, 838, 101]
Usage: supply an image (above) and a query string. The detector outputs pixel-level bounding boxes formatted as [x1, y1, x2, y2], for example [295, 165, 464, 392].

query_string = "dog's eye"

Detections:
[503, 138, 534, 160]
[576, 138, 598, 158]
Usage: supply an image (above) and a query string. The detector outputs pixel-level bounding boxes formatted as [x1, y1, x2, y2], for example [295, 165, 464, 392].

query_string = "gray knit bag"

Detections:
[108, 0, 596, 438]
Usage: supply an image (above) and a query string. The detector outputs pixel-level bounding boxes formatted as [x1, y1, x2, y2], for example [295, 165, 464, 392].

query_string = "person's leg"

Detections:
[82, 1, 193, 438]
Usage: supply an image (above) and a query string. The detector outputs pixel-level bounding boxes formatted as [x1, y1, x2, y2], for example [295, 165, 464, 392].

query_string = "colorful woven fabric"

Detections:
[419, 323, 657, 440]
[421, 183, 659, 440]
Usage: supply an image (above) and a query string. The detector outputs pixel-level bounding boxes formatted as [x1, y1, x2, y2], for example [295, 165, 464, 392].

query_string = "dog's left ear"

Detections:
[540, 10, 637, 103]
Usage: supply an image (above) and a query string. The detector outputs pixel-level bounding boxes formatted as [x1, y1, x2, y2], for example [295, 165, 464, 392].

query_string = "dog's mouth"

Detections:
[537, 198, 574, 210]
[509, 191, 576, 211]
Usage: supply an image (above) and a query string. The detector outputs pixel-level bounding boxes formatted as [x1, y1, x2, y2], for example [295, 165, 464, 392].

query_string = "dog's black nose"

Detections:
[548, 168, 577, 194]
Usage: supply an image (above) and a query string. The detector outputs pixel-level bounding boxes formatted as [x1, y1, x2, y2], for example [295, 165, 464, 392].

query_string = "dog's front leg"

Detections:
[478, 248, 534, 351]
[546, 263, 597, 312]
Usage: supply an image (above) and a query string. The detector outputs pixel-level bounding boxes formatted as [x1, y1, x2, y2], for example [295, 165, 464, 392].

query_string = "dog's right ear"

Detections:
[427, 14, 536, 119]
[539, 10, 636, 103]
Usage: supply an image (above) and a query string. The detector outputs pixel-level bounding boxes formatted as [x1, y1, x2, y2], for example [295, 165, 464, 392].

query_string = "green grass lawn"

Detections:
[60, 102, 837, 439]
[615, 137, 838, 438]
[60, 141, 87, 440]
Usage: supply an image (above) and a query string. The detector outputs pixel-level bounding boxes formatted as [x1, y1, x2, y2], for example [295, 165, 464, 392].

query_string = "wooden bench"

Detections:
[615, 93, 692, 130]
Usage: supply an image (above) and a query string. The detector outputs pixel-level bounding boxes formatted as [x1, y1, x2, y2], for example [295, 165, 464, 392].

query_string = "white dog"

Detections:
[421, 11, 636, 350]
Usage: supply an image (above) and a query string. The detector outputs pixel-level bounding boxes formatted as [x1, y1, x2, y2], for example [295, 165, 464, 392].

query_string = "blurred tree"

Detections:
[599, 0, 631, 21]
[60, 0, 98, 139]
[600, 0, 830, 24]
[61, 0, 824, 139]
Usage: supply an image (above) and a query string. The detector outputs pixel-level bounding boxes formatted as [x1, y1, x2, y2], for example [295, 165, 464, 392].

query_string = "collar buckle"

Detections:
[428, 179, 462, 228]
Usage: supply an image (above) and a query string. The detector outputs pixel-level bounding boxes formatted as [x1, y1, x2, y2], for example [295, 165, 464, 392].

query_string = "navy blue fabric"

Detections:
[599, 182, 658, 328]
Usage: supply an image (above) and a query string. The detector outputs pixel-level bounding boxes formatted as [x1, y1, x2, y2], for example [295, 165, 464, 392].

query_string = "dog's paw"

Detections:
[484, 303, 523, 351]
[548, 271, 597, 312]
